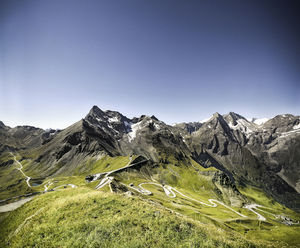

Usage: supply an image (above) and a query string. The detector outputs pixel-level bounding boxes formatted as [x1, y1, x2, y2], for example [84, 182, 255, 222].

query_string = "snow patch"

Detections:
[253, 118, 269, 125]
[154, 123, 160, 130]
[279, 128, 300, 138]
[127, 121, 143, 142]
[108, 116, 119, 123]
[293, 123, 300, 130]
[228, 122, 235, 129]
[200, 116, 213, 123]
[127, 119, 155, 142]
[228, 119, 255, 137]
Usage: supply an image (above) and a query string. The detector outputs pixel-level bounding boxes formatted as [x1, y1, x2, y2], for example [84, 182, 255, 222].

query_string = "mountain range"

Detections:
[1, 105, 299, 211]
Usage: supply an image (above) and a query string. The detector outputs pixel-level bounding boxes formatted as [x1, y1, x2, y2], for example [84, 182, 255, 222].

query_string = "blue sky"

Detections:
[0, 0, 299, 129]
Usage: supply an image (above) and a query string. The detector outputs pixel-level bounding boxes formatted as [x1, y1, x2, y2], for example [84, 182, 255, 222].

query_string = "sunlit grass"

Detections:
[1, 153, 299, 247]
[0, 187, 259, 248]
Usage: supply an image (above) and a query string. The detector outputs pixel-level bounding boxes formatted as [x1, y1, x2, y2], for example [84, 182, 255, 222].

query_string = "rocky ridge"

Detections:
[1, 106, 299, 210]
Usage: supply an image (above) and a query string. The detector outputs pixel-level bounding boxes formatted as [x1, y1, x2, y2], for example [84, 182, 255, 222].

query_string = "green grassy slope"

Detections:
[0, 152, 32, 200]
[0, 153, 132, 200]
[110, 159, 300, 247]
[1, 154, 299, 247]
[0, 187, 260, 248]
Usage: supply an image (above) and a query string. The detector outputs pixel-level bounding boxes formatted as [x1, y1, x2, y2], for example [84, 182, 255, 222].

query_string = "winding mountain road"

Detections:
[10, 153, 32, 188]
[43, 180, 54, 192]
[9, 154, 76, 192]
[129, 182, 247, 218]
[94, 156, 139, 190]
[132, 182, 299, 223]
[0, 154, 78, 212]
[6, 153, 297, 223]
[91, 157, 282, 221]
[244, 204, 266, 221]
[95, 177, 114, 190]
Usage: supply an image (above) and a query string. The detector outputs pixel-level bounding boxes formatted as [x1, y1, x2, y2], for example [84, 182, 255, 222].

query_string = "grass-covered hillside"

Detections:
[1, 152, 299, 247]
[0, 187, 264, 248]
[0, 151, 132, 200]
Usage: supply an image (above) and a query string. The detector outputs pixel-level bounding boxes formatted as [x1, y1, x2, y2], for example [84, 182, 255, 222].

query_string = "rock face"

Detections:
[1, 106, 299, 210]
[184, 112, 300, 210]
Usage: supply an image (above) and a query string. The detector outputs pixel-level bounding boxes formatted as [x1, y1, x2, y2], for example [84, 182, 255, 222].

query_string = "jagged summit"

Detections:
[212, 112, 222, 118]
[88, 105, 105, 116]
[223, 112, 247, 125]
[173, 122, 202, 134]
[150, 115, 159, 121]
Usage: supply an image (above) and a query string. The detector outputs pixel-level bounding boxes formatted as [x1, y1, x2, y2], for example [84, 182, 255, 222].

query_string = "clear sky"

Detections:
[0, 0, 299, 129]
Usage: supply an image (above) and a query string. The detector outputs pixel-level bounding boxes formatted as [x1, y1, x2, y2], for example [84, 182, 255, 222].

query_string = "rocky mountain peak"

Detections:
[0, 121, 7, 129]
[212, 112, 222, 118]
[209, 112, 229, 127]
[150, 115, 159, 121]
[135, 115, 158, 123]
[138, 115, 147, 121]
[87, 105, 106, 118]
[263, 114, 299, 132]
[200, 112, 223, 125]
[174, 122, 202, 134]
[224, 112, 246, 124]
[1, 106, 299, 211]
